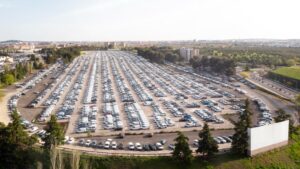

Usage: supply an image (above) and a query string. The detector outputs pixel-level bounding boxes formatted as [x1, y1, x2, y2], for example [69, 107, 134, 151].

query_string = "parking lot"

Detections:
[13, 51, 252, 132]
[17, 51, 250, 136]
[13, 50, 282, 153]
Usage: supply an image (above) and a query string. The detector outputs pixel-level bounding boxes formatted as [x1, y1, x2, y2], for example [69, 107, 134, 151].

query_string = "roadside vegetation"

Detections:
[40, 47, 81, 64]
[136, 46, 182, 64]
[0, 62, 31, 87]
[200, 46, 300, 68]
[189, 56, 236, 76]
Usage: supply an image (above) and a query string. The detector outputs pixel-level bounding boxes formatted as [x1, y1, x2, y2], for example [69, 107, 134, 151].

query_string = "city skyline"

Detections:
[1, 0, 300, 41]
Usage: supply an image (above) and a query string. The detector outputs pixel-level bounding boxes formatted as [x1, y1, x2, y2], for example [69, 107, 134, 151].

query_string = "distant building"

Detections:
[179, 47, 199, 62]
[0, 56, 13, 63]
[13, 43, 35, 51]
[120, 42, 127, 48]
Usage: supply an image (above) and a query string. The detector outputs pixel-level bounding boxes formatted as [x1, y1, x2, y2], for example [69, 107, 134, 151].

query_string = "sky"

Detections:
[0, 0, 300, 41]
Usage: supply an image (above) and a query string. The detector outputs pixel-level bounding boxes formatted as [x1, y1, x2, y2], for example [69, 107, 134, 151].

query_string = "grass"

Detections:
[240, 71, 250, 78]
[272, 66, 300, 81]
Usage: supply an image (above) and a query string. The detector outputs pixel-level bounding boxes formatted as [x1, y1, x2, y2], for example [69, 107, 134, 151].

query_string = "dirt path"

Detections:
[0, 87, 21, 125]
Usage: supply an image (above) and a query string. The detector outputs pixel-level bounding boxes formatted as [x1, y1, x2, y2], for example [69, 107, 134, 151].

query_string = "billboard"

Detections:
[248, 120, 289, 156]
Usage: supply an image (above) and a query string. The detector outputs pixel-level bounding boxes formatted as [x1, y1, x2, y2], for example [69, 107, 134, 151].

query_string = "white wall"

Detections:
[248, 120, 289, 154]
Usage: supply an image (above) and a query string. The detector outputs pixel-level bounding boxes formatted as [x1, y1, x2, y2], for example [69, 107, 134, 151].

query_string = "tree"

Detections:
[165, 52, 179, 63]
[295, 94, 300, 113]
[42, 115, 64, 169]
[197, 123, 218, 158]
[172, 132, 192, 164]
[0, 110, 38, 169]
[3, 73, 15, 85]
[274, 109, 291, 122]
[43, 115, 64, 150]
[274, 109, 297, 136]
[231, 99, 252, 156]
[286, 59, 296, 66]
[244, 65, 250, 71]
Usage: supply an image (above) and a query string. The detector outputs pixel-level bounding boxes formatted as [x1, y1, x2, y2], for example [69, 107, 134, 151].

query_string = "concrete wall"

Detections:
[248, 120, 289, 156]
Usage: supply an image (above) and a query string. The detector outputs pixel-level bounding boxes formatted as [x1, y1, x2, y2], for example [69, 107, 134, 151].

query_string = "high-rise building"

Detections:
[179, 47, 199, 62]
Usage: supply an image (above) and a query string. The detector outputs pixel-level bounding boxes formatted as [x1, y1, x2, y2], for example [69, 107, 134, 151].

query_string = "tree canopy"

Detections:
[196, 123, 218, 158]
[136, 46, 181, 64]
[190, 56, 236, 76]
[43, 115, 64, 150]
[40, 47, 81, 64]
[0, 111, 38, 169]
[274, 109, 298, 136]
[172, 131, 193, 164]
[231, 99, 252, 156]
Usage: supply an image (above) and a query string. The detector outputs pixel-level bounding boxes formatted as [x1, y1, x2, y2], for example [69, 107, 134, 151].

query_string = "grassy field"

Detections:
[240, 71, 250, 78]
[272, 66, 300, 81]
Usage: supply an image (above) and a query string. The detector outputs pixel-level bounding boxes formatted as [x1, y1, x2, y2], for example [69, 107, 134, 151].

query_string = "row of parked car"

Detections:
[77, 138, 167, 151]
[116, 54, 181, 130]
[77, 135, 233, 152]
[117, 56, 153, 102]
[17, 63, 58, 91]
[194, 109, 224, 124]
[39, 57, 89, 122]
[103, 102, 123, 130]
[84, 56, 99, 104]
[252, 98, 273, 126]
[101, 55, 116, 103]
[28, 82, 55, 108]
[192, 135, 233, 147]
[110, 55, 134, 102]
[124, 102, 150, 130]
[129, 54, 229, 117]
[129, 61, 166, 98]
[76, 105, 98, 133]
[56, 57, 90, 120]
[43, 59, 81, 107]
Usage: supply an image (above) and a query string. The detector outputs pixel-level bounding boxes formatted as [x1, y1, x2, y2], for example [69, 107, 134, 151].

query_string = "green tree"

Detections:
[3, 73, 15, 85]
[43, 115, 64, 150]
[0, 110, 38, 169]
[172, 131, 193, 164]
[274, 109, 291, 122]
[286, 59, 296, 66]
[295, 94, 300, 113]
[274, 109, 297, 136]
[231, 99, 252, 156]
[244, 65, 250, 71]
[197, 123, 218, 158]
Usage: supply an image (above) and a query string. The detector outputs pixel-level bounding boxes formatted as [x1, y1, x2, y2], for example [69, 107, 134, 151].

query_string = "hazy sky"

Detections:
[0, 0, 300, 41]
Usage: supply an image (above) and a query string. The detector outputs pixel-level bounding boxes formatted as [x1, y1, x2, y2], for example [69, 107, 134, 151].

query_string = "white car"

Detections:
[29, 126, 38, 133]
[155, 142, 164, 150]
[104, 141, 110, 149]
[111, 141, 117, 149]
[193, 139, 199, 147]
[66, 137, 75, 144]
[135, 143, 143, 151]
[85, 139, 91, 146]
[128, 142, 135, 150]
